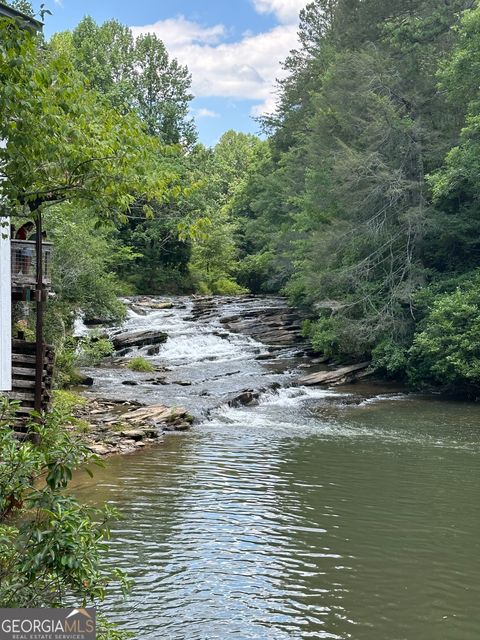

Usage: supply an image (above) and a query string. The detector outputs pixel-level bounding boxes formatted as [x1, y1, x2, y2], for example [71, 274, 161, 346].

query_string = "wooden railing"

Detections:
[11, 240, 53, 290]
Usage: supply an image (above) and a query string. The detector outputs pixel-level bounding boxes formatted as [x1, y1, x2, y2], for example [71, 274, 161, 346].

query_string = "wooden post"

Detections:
[34, 213, 44, 419]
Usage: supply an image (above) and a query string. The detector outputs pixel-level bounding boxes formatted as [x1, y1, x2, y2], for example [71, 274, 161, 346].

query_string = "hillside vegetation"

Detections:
[5, 0, 480, 395]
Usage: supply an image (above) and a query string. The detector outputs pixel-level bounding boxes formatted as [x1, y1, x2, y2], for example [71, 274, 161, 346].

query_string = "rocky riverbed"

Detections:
[74, 398, 193, 456]
[77, 295, 372, 455]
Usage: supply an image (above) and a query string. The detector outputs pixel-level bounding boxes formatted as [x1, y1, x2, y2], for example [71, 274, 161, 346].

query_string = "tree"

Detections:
[1, 16, 191, 384]
[68, 17, 135, 112]
[46, 204, 133, 325]
[133, 33, 195, 145]
[51, 17, 196, 147]
[47, 17, 198, 295]
[429, 3, 480, 209]
[0, 20, 169, 223]
[4, 0, 35, 17]
[188, 132, 266, 294]
[241, 0, 473, 362]
[408, 272, 480, 391]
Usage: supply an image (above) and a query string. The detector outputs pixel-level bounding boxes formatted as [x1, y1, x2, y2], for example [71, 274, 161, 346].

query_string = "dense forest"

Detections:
[5, 0, 480, 395]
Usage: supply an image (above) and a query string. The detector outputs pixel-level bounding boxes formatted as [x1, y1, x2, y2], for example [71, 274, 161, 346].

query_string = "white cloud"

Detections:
[53, 0, 63, 5]
[252, 0, 307, 24]
[131, 16, 225, 46]
[131, 16, 301, 116]
[251, 93, 278, 118]
[195, 108, 219, 119]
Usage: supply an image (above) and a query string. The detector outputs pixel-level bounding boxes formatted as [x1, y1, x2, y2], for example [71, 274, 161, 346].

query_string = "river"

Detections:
[73, 297, 480, 640]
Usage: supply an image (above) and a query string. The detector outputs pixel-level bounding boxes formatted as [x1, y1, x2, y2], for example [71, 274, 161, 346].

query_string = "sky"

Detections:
[38, 0, 309, 147]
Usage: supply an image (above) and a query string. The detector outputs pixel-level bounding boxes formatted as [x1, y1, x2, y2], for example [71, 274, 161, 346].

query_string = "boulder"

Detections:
[298, 362, 371, 386]
[83, 316, 106, 326]
[115, 348, 133, 357]
[124, 404, 193, 430]
[112, 329, 168, 350]
[87, 443, 111, 455]
[77, 374, 94, 387]
[129, 304, 149, 316]
[146, 345, 161, 356]
[228, 389, 261, 407]
[163, 422, 191, 432]
[119, 429, 145, 441]
[136, 299, 173, 310]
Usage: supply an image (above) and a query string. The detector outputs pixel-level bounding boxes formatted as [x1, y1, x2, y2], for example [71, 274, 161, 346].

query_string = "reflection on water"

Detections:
[73, 299, 480, 640]
[74, 392, 480, 640]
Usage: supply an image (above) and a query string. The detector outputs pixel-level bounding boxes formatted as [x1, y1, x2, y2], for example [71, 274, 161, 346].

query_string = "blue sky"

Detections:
[37, 0, 307, 146]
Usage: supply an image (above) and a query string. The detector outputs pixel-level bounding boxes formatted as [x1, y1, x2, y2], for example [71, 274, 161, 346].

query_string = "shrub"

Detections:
[54, 339, 83, 388]
[408, 272, 480, 389]
[0, 398, 131, 638]
[212, 277, 248, 295]
[302, 316, 343, 357]
[77, 334, 115, 366]
[52, 390, 90, 433]
[372, 338, 408, 379]
[53, 389, 87, 414]
[127, 356, 155, 373]
[196, 281, 212, 295]
[237, 250, 278, 294]
[55, 333, 114, 387]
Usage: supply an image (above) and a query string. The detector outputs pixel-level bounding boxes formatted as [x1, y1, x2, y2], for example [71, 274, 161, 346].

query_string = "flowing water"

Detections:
[74, 298, 480, 640]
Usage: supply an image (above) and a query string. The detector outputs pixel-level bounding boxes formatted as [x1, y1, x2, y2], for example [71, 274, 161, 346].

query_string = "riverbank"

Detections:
[71, 396, 193, 456]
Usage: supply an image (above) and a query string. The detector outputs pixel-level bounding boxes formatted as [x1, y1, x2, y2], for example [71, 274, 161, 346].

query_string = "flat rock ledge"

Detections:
[192, 296, 308, 348]
[298, 362, 371, 387]
[74, 398, 193, 456]
[112, 329, 168, 351]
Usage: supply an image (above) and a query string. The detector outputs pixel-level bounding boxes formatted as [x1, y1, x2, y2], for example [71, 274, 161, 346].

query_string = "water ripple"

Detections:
[73, 297, 480, 640]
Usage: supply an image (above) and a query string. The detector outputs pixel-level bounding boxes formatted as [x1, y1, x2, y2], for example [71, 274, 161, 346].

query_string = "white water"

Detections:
[83, 297, 295, 413]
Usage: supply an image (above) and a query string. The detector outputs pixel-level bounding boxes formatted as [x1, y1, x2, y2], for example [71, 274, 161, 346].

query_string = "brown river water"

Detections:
[72, 297, 480, 640]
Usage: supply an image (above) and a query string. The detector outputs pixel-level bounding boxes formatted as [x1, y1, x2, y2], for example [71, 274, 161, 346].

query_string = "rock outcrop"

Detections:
[192, 296, 308, 348]
[298, 362, 371, 386]
[112, 329, 168, 351]
[124, 404, 192, 431]
[74, 399, 193, 456]
[135, 299, 174, 310]
[228, 389, 261, 407]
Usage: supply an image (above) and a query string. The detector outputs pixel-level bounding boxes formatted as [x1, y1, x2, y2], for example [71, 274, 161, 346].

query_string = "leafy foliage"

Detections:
[0, 399, 131, 638]
[7, 0, 480, 397]
[409, 272, 480, 390]
[50, 16, 196, 147]
[46, 205, 132, 326]
[188, 132, 265, 294]
[0, 20, 171, 221]
[1, 14, 195, 384]
[76, 333, 115, 367]
[204, 0, 480, 392]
